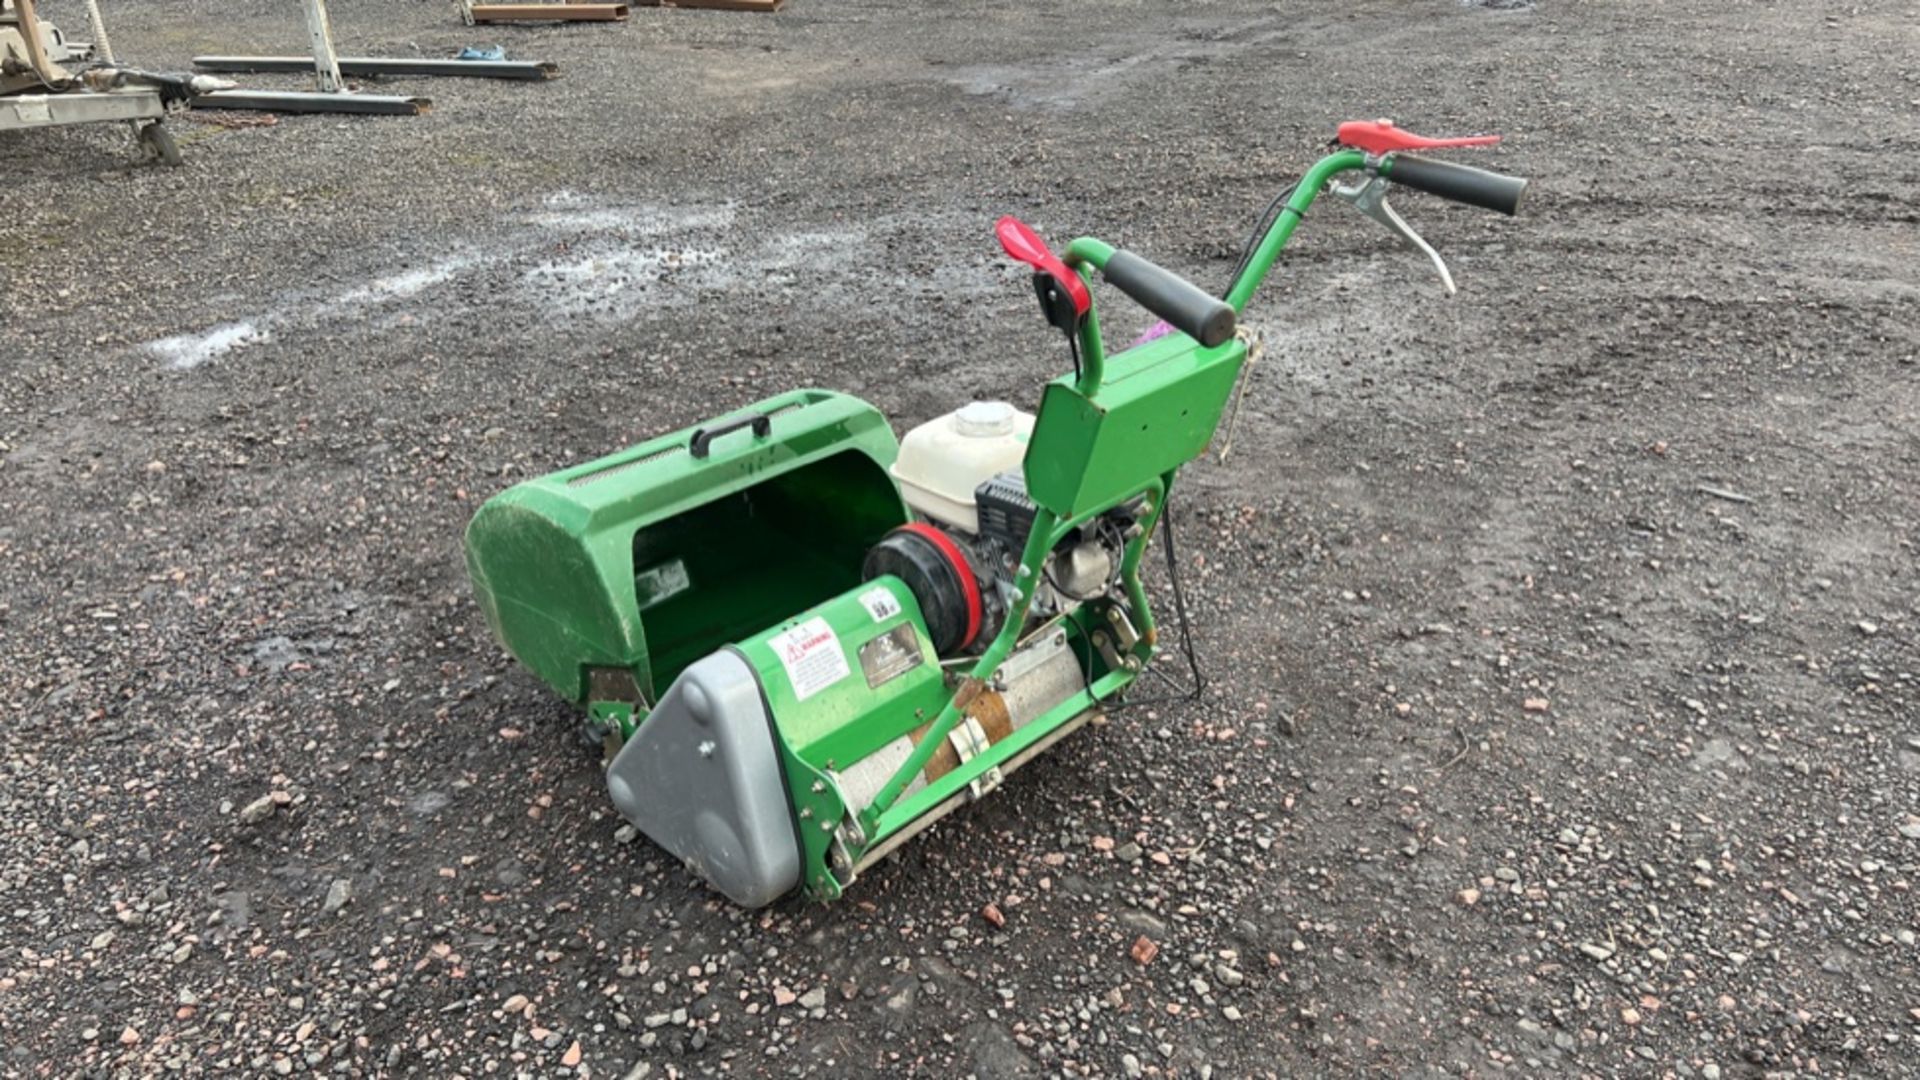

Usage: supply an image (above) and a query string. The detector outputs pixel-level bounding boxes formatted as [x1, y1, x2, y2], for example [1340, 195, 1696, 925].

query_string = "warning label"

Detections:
[770, 617, 851, 701]
[858, 585, 902, 623]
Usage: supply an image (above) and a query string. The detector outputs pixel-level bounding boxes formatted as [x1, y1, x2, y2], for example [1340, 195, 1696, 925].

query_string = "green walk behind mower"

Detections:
[465, 121, 1529, 906]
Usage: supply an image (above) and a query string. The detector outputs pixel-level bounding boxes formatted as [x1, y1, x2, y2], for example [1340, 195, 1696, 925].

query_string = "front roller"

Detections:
[606, 650, 800, 907]
[605, 576, 945, 906]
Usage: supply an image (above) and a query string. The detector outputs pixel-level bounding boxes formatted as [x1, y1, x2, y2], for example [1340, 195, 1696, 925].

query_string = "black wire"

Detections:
[1066, 329, 1082, 382]
[1062, 497, 1206, 714]
[1108, 496, 1207, 710]
[1224, 181, 1299, 298]
[1160, 500, 1206, 697]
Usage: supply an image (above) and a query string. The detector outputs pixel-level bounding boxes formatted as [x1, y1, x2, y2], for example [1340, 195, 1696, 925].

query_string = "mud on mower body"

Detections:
[466, 126, 1528, 907]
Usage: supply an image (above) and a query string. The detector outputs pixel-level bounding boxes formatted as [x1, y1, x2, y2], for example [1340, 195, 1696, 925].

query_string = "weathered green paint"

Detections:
[732, 577, 942, 898]
[734, 577, 942, 768]
[464, 389, 909, 705]
[1023, 332, 1244, 521]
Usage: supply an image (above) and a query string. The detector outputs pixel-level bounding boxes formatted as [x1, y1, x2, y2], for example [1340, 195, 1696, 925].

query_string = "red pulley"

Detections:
[861, 524, 983, 654]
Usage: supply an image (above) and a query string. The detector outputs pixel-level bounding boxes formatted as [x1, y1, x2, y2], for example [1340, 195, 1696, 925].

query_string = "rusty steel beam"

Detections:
[647, 0, 783, 11]
[195, 55, 559, 81]
[190, 89, 430, 115]
[466, 3, 628, 22]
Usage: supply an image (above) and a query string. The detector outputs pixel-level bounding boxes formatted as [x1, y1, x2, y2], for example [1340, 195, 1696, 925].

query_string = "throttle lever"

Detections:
[1331, 175, 1456, 295]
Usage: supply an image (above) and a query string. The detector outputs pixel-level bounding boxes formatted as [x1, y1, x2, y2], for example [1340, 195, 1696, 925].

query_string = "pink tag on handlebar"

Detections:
[1337, 119, 1502, 155]
[1131, 320, 1173, 347]
[995, 216, 1091, 318]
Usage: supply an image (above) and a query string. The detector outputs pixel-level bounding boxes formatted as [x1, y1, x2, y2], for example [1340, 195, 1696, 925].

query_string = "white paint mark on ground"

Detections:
[147, 322, 271, 370]
[142, 198, 993, 367]
[338, 256, 477, 307]
[145, 202, 744, 369]
[143, 255, 480, 371]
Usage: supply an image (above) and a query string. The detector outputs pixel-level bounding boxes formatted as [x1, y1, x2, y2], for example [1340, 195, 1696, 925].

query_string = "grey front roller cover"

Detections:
[606, 650, 799, 907]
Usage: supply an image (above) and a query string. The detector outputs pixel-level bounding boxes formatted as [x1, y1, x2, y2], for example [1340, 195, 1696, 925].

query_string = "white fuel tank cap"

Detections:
[953, 400, 1018, 438]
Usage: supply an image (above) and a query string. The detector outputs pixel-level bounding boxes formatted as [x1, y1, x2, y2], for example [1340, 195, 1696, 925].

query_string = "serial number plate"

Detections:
[858, 623, 923, 689]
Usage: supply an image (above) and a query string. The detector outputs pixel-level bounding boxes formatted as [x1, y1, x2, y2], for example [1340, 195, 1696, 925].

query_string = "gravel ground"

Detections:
[4, 0, 1919, 1077]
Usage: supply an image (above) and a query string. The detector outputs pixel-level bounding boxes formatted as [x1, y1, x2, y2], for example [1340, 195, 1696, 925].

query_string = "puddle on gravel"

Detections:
[140, 198, 996, 367]
[337, 257, 478, 307]
[524, 246, 728, 316]
[949, 17, 1291, 110]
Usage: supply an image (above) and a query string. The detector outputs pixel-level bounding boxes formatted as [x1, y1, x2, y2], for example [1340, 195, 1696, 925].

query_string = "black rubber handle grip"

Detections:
[1386, 154, 1529, 216]
[1103, 250, 1237, 348]
[688, 412, 773, 458]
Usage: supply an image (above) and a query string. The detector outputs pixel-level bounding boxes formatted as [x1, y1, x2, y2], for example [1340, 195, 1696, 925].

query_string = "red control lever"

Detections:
[995, 216, 1091, 318]
[1336, 119, 1501, 155]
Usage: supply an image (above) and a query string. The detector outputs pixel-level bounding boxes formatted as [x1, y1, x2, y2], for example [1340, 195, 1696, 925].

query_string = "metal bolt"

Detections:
[811, 780, 827, 794]
[799, 807, 813, 820]
[697, 740, 716, 758]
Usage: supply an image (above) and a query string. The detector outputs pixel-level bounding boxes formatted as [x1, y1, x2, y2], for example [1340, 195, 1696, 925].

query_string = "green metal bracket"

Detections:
[853, 475, 1170, 842]
[588, 700, 639, 741]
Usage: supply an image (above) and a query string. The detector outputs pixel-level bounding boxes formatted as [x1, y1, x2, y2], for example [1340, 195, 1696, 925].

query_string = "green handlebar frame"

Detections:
[1048, 149, 1370, 396]
[1062, 238, 1115, 395]
[852, 148, 1372, 836]
[1223, 148, 1369, 312]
